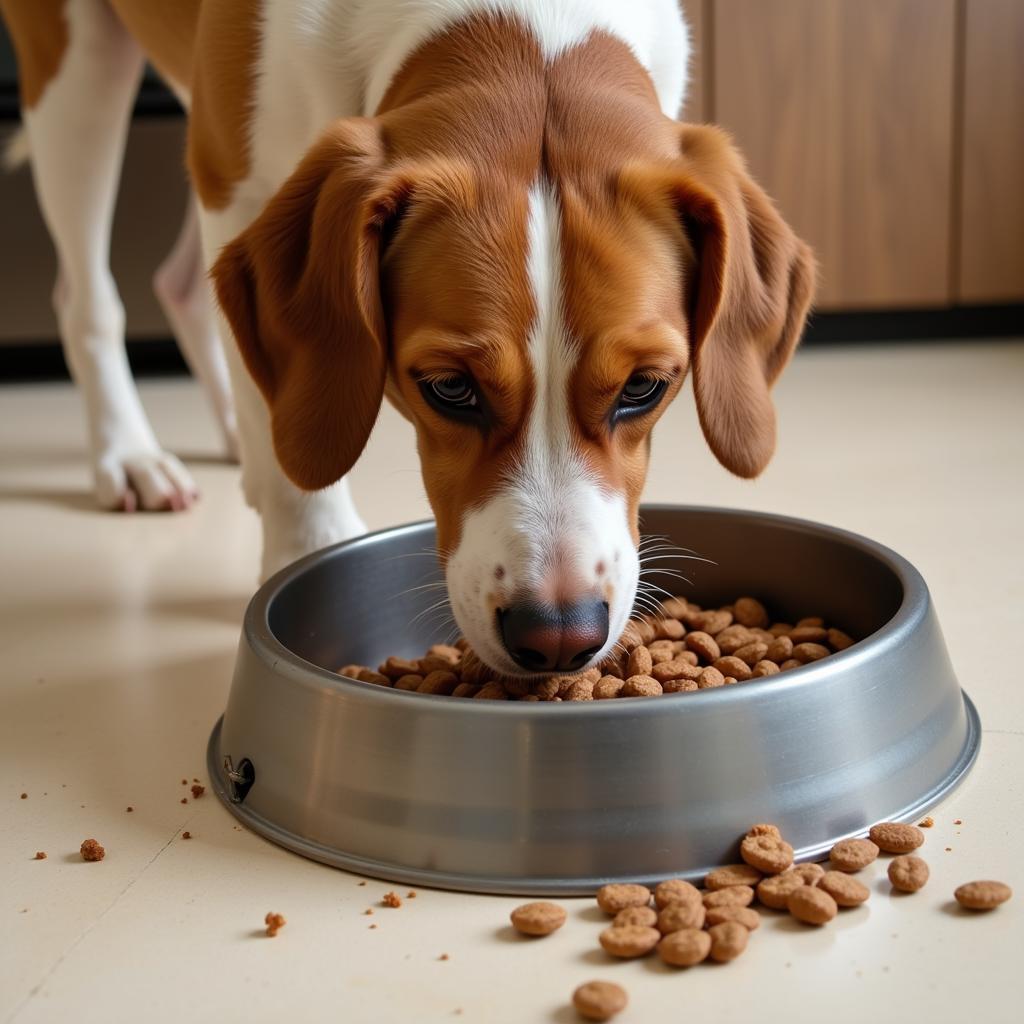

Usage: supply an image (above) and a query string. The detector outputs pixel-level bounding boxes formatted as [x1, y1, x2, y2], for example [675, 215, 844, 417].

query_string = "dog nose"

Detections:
[499, 600, 609, 673]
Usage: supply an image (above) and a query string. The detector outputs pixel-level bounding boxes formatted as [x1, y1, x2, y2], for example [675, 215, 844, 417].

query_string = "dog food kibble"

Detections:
[707, 921, 749, 961]
[264, 912, 285, 937]
[869, 822, 924, 854]
[705, 864, 763, 890]
[80, 838, 104, 862]
[740, 833, 794, 875]
[817, 871, 870, 907]
[613, 906, 658, 928]
[572, 980, 628, 1022]
[830, 838, 880, 872]
[658, 928, 712, 967]
[787, 886, 838, 925]
[34, 851, 46, 860]
[510, 902, 567, 936]
[954, 881, 1012, 911]
[657, 902, 705, 934]
[190, 783, 205, 799]
[705, 905, 761, 930]
[653, 878, 701, 909]
[596, 883, 652, 915]
[756, 871, 809, 910]
[182, 831, 192, 840]
[338, 595, 853, 701]
[918, 816, 935, 828]
[888, 855, 930, 893]
[599, 925, 661, 958]
[704, 885, 755, 909]
[382, 892, 402, 908]
[791, 863, 826, 884]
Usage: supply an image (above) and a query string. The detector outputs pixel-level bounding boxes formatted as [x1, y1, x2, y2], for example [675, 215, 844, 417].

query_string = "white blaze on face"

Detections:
[445, 182, 639, 675]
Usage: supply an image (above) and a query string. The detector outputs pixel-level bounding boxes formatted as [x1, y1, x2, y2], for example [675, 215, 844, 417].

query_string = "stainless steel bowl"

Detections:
[207, 505, 979, 894]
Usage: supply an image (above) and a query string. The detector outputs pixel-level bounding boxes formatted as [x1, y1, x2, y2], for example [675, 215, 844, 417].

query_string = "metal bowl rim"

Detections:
[245, 503, 928, 716]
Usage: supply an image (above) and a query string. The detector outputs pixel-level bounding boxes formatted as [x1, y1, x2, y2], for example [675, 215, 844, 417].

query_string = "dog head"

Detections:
[212, 70, 814, 679]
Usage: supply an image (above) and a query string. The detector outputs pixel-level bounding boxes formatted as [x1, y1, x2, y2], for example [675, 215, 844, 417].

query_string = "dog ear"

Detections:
[670, 125, 816, 478]
[211, 118, 407, 491]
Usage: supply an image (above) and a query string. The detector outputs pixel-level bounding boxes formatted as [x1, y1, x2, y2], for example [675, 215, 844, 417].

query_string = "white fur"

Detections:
[444, 185, 639, 674]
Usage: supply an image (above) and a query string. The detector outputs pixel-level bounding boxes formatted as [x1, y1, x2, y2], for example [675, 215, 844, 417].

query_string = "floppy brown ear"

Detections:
[211, 119, 403, 491]
[674, 124, 816, 478]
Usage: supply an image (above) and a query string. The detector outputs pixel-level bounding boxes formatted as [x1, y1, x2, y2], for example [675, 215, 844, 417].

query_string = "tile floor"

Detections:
[2, 341, 1021, 1023]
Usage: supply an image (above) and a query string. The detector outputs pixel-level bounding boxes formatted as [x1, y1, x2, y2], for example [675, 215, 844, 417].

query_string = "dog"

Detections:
[2, 0, 814, 678]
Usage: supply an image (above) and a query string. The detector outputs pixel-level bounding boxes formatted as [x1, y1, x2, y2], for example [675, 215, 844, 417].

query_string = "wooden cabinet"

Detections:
[711, 0, 958, 310]
[957, 0, 1024, 303]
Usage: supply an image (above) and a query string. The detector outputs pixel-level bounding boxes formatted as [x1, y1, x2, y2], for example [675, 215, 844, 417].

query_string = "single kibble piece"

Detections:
[596, 883, 652, 915]
[707, 921, 749, 961]
[510, 901, 567, 936]
[685, 631, 720, 663]
[954, 881, 1012, 911]
[657, 901, 705, 934]
[626, 645, 653, 677]
[791, 863, 826, 884]
[740, 834, 794, 875]
[697, 666, 725, 689]
[704, 885, 754, 909]
[593, 676, 625, 700]
[598, 925, 661, 958]
[572, 980, 628, 1022]
[80, 838, 105, 862]
[705, 905, 761, 930]
[817, 871, 870, 907]
[888, 856, 930, 893]
[788, 886, 838, 925]
[869, 822, 924, 854]
[752, 660, 781, 677]
[733, 641, 769, 668]
[789, 626, 828, 644]
[713, 656, 752, 682]
[918, 816, 935, 828]
[658, 928, 712, 967]
[697, 610, 732, 635]
[756, 872, 808, 910]
[265, 912, 286, 937]
[613, 906, 658, 929]
[779, 659, 803, 672]
[733, 597, 769, 629]
[792, 642, 830, 663]
[382, 892, 402, 908]
[830, 838, 880, 872]
[34, 851, 46, 860]
[827, 628, 854, 651]
[191, 784, 205, 799]
[653, 878, 701, 910]
[706, 864, 763, 890]
[766, 635, 794, 662]
[622, 675, 662, 698]
[182, 831, 192, 840]
[474, 681, 509, 699]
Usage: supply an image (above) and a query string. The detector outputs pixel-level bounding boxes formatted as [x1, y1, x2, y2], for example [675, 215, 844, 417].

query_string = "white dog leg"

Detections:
[23, 0, 198, 510]
[153, 193, 239, 462]
[198, 203, 367, 581]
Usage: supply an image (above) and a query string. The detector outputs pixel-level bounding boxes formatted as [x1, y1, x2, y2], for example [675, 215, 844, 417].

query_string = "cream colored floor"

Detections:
[2, 341, 1022, 1023]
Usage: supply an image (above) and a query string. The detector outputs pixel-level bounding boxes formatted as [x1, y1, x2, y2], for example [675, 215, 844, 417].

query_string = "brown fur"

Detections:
[108, 0, 201, 93]
[211, 14, 814, 552]
[0, 0, 69, 109]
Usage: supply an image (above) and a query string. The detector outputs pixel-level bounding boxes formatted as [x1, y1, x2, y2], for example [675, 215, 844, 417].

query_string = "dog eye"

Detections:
[422, 373, 480, 415]
[616, 373, 668, 417]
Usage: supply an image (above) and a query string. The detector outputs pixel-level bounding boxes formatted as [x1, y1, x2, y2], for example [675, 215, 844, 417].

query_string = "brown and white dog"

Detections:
[3, 0, 814, 678]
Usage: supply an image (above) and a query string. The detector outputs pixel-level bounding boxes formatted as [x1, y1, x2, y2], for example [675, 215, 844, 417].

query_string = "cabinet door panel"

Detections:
[714, 0, 956, 309]
[958, 0, 1024, 303]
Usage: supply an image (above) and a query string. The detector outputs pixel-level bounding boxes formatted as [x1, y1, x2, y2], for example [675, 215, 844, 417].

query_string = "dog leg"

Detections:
[152, 193, 239, 462]
[21, 0, 197, 510]
[198, 202, 368, 581]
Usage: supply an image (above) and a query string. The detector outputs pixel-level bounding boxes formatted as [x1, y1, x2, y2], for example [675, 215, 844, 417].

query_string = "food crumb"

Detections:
[191, 784, 205, 799]
[918, 816, 934, 828]
[193, 778, 200, 783]
[945, 847, 953, 852]
[182, 831, 192, 840]
[180, 797, 187, 805]
[181, 779, 187, 786]
[364, 909, 374, 915]
[265, 912, 285, 937]
[20, 793, 27, 799]
[80, 838, 104, 862]
[439, 953, 450, 961]
[369, 924, 377, 929]
[407, 891, 417, 899]
[357, 881, 366, 886]
[34, 851, 46, 860]
[953, 818, 962, 825]
[383, 892, 402, 908]
[126, 806, 133, 813]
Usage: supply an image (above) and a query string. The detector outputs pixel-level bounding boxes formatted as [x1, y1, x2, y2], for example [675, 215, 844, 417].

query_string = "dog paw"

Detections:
[94, 449, 199, 512]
